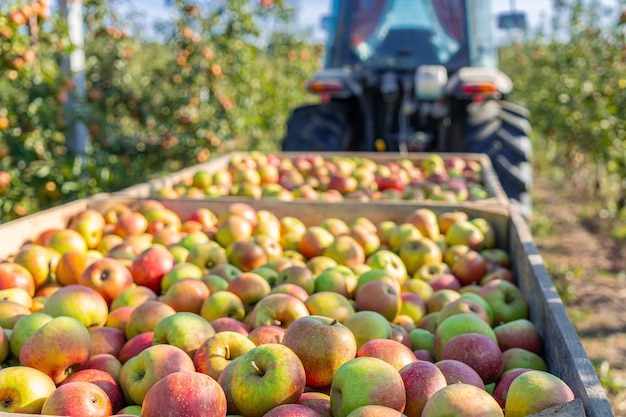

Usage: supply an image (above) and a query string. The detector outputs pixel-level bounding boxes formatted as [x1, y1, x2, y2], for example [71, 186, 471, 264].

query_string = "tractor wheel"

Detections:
[282, 103, 352, 152]
[464, 100, 533, 219]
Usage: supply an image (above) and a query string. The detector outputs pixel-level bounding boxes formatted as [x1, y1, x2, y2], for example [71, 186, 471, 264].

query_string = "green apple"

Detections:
[502, 347, 548, 372]
[399, 237, 442, 276]
[432, 313, 497, 360]
[187, 241, 228, 274]
[343, 310, 392, 349]
[444, 220, 484, 251]
[314, 265, 358, 298]
[200, 290, 246, 322]
[160, 262, 204, 293]
[365, 250, 407, 286]
[478, 279, 529, 325]
[193, 330, 256, 381]
[247, 293, 310, 329]
[421, 383, 503, 416]
[110, 285, 158, 310]
[304, 291, 355, 323]
[152, 312, 215, 358]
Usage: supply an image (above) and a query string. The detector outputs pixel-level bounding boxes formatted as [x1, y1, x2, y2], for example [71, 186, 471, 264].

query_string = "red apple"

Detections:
[356, 338, 417, 371]
[61, 368, 124, 413]
[41, 381, 112, 417]
[129, 245, 175, 294]
[399, 360, 447, 417]
[78, 257, 135, 305]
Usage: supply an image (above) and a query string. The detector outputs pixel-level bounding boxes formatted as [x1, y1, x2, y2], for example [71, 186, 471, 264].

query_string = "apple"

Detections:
[409, 327, 434, 353]
[264, 403, 324, 416]
[106, 305, 135, 333]
[402, 208, 440, 240]
[200, 290, 246, 322]
[61, 368, 124, 413]
[210, 316, 250, 335]
[492, 368, 533, 408]
[443, 244, 470, 269]
[356, 338, 417, 371]
[202, 274, 230, 293]
[152, 311, 216, 358]
[501, 347, 548, 373]
[41, 380, 112, 416]
[421, 383, 503, 417]
[440, 332, 504, 384]
[399, 360, 447, 417]
[54, 249, 101, 287]
[86, 353, 123, 382]
[68, 208, 107, 250]
[365, 250, 407, 285]
[275, 265, 316, 295]
[19, 315, 92, 384]
[42, 284, 109, 328]
[118, 331, 154, 363]
[413, 262, 450, 282]
[451, 250, 488, 285]
[194, 330, 257, 380]
[504, 370, 575, 417]
[398, 291, 427, 324]
[401, 278, 433, 302]
[426, 289, 461, 314]
[355, 280, 401, 322]
[13, 244, 58, 289]
[124, 299, 176, 339]
[427, 273, 462, 292]
[227, 272, 272, 313]
[438, 211, 468, 235]
[343, 310, 392, 349]
[46, 228, 88, 254]
[298, 391, 332, 417]
[458, 292, 494, 324]
[399, 237, 442, 276]
[314, 265, 358, 298]
[187, 241, 229, 273]
[141, 371, 227, 417]
[78, 257, 135, 305]
[298, 226, 335, 259]
[89, 326, 126, 357]
[348, 223, 381, 256]
[161, 276, 211, 314]
[437, 297, 491, 326]
[493, 318, 543, 355]
[478, 279, 529, 325]
[304, 291, 355, 323]
[159, 261, 204, 293]
[247, 293, 310, 329]
[231, 343, 307, 417]
[119, 343, 196, 405]
[432, 313, 497, 360]
[110, 285, 158, 310]
[226, 240, 269, 272]
[9, 312, 53, 358]
[283, 315, 357, 387]
[0, 366, 56, 414]
[0, 262, 36, 297]
[435, 359, 486, 389]
[387, 223, 422, 252]
[206, 264, 246, 284]
[270, 282, 310, 302]
[215, 214, 253, 248]
[330, 356, 406, 417]
[129, 245, 175, 294]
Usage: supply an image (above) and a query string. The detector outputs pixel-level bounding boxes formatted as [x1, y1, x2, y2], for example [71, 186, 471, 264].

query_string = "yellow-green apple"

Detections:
[330, 356, 406, 417]
[119, 343, 196, 405]
[387, 223, 422, 252]
[305, 256, 337, 276]
[444, 220, 484, 251]
[504, 370, 575, 417]
[0, 262, 36, 297]
[86, 353, 123, 382]
[215, 214, 254, 248]
[19, 315, 92, 384]
[253, 209, 282, 240]
[270, 282, 310, 302]
[159, 261, 204, 293]
[343, 311, 392, 349]
[210, 317, 250, 335]
[247, 293, 310, 329]
[283, 315, 357, 387]
[254, 234, 284, 261]
[304, 291, 355, 323]
[201, 274, 229, 293]
[409, 328, 434, 354]
[152, 311, 215, 358]
[401, 278, 433, 302]
[61, 368, 124, 413]
[144, 207, 182, 236]
[110, 285, 158, 310]
[438, 211, 468, 235]
[124, 299, 176, 339]
[10, 312, 52, 359]
[434, 359, 485, 389]
[280, 215, 307, 240]
[102, 203, 133, 225]
[478, 279, 529, 325]
[68, 208, 106, 250]
[209, 263, 243, 282]
[0, 366, 56, 414]
[399, 237, 442, 276]
[297, 226, 336, 261]
[443, 244, 470, 269]
[426, 288, 461, 313]
[118, 331, 154, 363]
[193, 330, 256, 380]
[89, 326, 126, 357]
[493, 318, 543, 355]
[314, 265, 358, 298]
[348, 223, 381, 256]
[78, 257, 135, 305]
[142, 371, 227, 417]
[200, 290, 246, 322]
[318, 217, 349, 237]
[322, 235, 366, 270]
[399, 360, 447, 417]
[365, 250, 407, 285]
[492, 368, 533, 408]
[13, 244, 58, 289]
[112, 211, 149, 238]
[451, 250, 488, 285]
[470, 218, 496, 249]
[226, 240, 269, 272]
[129, 245, 175, 294]
[117, 404, 142, 415]
[42, 284, 109, 328]
[355, 280, 401, 322]
[186, 241, 228, 273]
[399, 291, 426, 324]
[403, 208, 440, 240]
[46, 228, 88, 255]
[432, 313, 497, 360]
[247, 324, 285, 346]
[161, 276, 210, 314]
[440, 333, 504, 384]
[231, 343, 306, 417]
[501, 347, 548, 372]
[0, 287, 32, 310]
[437, 298, 491, 326]
[421, 382, 503, 417]
[275, 265, 315, 295]
[298, 391, 332, 417]
[41, 380, 112, 416]
[226, 272, 271, 313]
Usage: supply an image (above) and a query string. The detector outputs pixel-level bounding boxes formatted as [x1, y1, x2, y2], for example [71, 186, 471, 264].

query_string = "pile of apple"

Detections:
[153, 152, 493, 203]
[0, 199, 577, 417]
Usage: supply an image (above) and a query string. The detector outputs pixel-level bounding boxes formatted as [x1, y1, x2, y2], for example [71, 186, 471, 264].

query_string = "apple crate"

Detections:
[116, 151, 511, 209]
[0, 195, 613, 417]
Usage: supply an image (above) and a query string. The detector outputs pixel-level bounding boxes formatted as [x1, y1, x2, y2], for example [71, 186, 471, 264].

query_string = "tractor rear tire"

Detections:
[464, 100, 533, 219]
[282, 103, 352, 152]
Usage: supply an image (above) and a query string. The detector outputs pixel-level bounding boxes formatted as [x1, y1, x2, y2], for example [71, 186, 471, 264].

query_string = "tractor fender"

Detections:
[446, 67, 513, 98]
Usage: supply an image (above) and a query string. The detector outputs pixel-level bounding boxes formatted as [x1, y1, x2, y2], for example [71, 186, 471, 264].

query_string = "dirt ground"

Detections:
[530, 175, 626, 414]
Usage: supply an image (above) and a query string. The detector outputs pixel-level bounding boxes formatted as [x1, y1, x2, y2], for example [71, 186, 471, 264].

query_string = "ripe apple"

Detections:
[68, 208, 106, 250]
[55, 249, 100, 286]
[478, 279, 529, 325]
[161, 276, 211, 314]
[270, 282, 310, 302]
[112, 211, 149, 238]
[124, 299, 176, 339]
[492, 368, 533, 408]
[119, 343, 196, 405]
[356, 338, 417, 371]
[193, 330, 257, 380]
[432, 313, 497, 360]
[343, 310, 392, 349]
[215, 214, 254, 248]
[19, 315, 92, 384]
[0, 262, 36, 297]
[13, 244, 58, 289]
[89, 326, 126, 357]
[86, 353, 123, 382]
[275, 265, 316, 295]
[227, 272, 272, 313]
[314, 265, 358, 298]
[441, 332, 504, 384]
[283, 315, 357, 387]
[46, 228, 88, 254]
[247, 293, 310, 329]
[298, 391, 332, 417]
[231, 343, 307, 417]
[504, 370, 575, 417]
[110, 285, 158, 310]
[365, 250, 407, 285]
[451, 250, 488, 285]
[387, 223, 422, 252]
[226, 240, 269, 272]
[61, 368, 124, 413]
[403, 208, 440, 240]
[502, 347, 548, 373]
[159, 261, 204, 293]
[78, 257, 135, 305]
[304, 291, 355, 323]
[435, 359, 486, 389]
[398, 291, 427, 324]
[264, 403, 324, 417]
[330, 356, 406, 417]
[355, 280, 401, 322]
[348, 223, 381, 256]
[9, 312, 53, 358]
[129, 245, 175, 294]
[200, 290, 246, 322]
[42, 380, 112, 417]
[399, 360, 447, 417]
[398, 237, 442, 276]
[187, 241, 228, 274]
[493, 318, 543, 355]
[437, 297, 491, 326]
[426, 288, 461, 313]
[438, 210, 468, 235]
[118, 331, 154, 363]
[0, 366, 56, 414]
[421, 383, 503, 417]
[298, 226, 335, 259]
[141, 371, 227, 417]
[152, 311, 216, 358]
[210, 316, 250, 335]
[42, 284, 109, 328]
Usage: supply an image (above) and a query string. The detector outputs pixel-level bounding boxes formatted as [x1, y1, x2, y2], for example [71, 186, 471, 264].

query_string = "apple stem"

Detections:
[225, 345, 230, 359]
[330, 319, 338, 326]
[251, 360, 264, 376]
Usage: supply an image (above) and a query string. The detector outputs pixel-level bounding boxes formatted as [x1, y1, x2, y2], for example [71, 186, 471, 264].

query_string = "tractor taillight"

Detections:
[307, 80, 347, 94]
[461, 83, 499, 95]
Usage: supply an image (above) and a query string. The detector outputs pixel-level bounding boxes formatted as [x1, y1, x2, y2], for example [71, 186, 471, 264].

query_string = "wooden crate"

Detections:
[116, 151, 511, 209]
[0, 195, 613, 417]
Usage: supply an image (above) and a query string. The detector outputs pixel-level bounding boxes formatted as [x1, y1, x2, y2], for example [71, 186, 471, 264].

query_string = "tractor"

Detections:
[282, 0, 533, 218]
